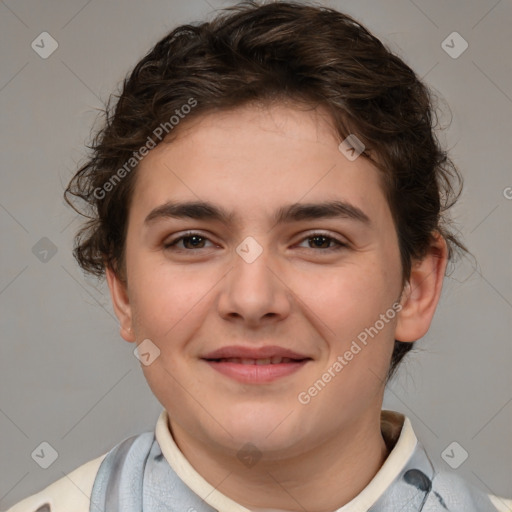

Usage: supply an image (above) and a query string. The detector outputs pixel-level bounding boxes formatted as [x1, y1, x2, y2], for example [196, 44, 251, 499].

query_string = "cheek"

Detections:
[293, 258, 398, 340]
[128, 263, 228, 371]
[128, 255, 207, 331]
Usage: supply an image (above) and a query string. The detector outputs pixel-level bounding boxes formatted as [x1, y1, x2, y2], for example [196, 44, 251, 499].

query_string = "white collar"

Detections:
[155, 409, 418, 512]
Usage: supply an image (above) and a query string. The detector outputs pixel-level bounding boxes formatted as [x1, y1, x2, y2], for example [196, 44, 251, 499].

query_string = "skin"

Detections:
[106, 102, 448, 511]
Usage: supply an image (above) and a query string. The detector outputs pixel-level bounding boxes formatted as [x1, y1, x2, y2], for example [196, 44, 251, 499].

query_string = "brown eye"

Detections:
[297, 232, 348, 252]
[164, 232, 214, 250]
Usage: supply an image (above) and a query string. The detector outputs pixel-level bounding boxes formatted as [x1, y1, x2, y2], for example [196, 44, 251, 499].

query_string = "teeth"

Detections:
[218, 357, 295, 364]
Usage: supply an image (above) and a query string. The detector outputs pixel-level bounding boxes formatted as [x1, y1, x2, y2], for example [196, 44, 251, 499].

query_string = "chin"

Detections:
[216, 401, 303, 446]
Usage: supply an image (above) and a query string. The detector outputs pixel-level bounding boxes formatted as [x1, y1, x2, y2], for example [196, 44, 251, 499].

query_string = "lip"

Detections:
[201, 345, 311, 384]
[204, 359, 309, 384]
[202, 345, 310, 360]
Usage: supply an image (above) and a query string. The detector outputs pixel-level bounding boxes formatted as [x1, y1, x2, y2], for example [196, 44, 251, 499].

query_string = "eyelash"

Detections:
[163, 231, 348, 253]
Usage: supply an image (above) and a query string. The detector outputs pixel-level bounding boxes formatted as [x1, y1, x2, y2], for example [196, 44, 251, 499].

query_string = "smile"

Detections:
[213, 357, 297, 365]
[203, 358, 310, 384]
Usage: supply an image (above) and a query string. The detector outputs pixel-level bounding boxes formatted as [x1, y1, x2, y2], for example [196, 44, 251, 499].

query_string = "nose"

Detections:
[216, 240, 292, 328]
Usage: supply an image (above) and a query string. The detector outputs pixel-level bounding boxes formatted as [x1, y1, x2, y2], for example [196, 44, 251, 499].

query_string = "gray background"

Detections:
[1, 0, 511, 508]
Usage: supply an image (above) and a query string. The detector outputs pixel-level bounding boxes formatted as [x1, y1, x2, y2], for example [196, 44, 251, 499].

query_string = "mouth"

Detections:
[201, 345, 312, 383]
[207, 356, 304, 365]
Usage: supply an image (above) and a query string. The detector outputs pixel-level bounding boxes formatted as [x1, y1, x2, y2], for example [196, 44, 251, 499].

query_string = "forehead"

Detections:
[129, 103, 389, 228]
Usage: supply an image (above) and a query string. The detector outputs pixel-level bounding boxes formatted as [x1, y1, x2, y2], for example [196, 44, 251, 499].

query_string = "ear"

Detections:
[395, 232, 448, 342]
[105, 266, 136, 343]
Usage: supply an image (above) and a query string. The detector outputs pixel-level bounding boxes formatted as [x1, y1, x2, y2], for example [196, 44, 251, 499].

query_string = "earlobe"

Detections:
[394, 232, 448, 343]
[105, 266, 136, 343]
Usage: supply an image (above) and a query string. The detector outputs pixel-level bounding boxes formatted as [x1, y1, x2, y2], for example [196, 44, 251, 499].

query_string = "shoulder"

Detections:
[3, 453, 106, 512]
[386, 414, 511, 512]
[4, 426, 159, 512]
[428, 470, 512, 512]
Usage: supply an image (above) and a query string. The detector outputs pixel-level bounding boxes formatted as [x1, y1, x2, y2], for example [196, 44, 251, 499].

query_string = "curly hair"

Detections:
[64, 0, 467, 382]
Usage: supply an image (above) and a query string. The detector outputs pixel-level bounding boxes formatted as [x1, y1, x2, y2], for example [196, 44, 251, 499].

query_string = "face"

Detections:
[109, 102, 409, 459]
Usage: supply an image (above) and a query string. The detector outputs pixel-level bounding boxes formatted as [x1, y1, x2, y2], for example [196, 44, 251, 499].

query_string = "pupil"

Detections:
[312, 236, 328, 248]
[186, 236, 203, 248]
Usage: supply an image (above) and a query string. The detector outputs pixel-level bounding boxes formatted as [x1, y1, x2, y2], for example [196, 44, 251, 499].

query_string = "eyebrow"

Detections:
[144, 199, 371, 228]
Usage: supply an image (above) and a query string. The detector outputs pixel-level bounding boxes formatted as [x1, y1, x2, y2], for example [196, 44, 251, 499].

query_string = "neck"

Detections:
[169, 407, 390, 512]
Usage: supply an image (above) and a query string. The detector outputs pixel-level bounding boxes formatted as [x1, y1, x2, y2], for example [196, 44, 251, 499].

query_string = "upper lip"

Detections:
[202, 345, 311, 360]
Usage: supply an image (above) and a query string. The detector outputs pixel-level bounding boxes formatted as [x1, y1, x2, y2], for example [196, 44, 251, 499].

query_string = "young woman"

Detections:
[7, 2, 511, 511]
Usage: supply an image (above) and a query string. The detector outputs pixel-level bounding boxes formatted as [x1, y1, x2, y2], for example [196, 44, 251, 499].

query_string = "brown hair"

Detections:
[64, 0, 467, 382]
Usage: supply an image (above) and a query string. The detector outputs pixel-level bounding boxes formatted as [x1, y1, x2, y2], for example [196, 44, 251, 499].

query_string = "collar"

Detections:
[155, 409, 418, 512]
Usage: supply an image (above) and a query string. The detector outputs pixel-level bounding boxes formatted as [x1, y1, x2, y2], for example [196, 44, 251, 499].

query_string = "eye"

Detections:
[163, 231, 215, 251]
[163, 231, 348, 253]
[296, 232, 348, 252]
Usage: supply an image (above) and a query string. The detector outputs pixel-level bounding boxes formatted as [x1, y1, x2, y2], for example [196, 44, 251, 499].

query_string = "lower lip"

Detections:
[203, 360, 309, 383]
